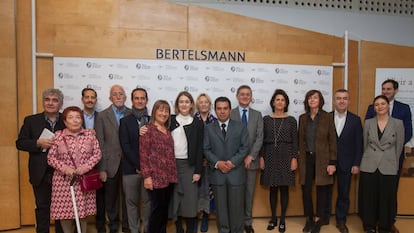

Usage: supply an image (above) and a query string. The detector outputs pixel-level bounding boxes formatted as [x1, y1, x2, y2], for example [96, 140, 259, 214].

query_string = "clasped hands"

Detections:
[217, 160, 235, 173]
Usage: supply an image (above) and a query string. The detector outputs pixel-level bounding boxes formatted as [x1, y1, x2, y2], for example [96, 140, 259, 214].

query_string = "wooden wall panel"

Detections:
[13, 0, 363, 224]
[119, 0, 188, 31]
[0, 0, 20, 230]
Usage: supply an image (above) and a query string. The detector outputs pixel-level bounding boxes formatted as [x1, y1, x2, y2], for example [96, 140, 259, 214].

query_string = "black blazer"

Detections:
[16, 112, 65, 186]
[331, 111, 363, 172]
[170, 115, 204, 174]
[119, 114, 150, 175]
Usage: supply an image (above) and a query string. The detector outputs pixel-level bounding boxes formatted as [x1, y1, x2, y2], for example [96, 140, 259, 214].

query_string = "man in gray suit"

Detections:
[230, 85, 263, 233]
[204, 96, 249, 233]
[95, 85, 131, 233]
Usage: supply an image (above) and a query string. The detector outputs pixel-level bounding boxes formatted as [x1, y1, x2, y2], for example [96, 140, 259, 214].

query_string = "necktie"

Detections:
[242, 109, 248, 125]
[221, 123, 226, 138]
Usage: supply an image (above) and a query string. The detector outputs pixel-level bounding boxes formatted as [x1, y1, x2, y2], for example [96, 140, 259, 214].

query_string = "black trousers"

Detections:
[147, 183, 174, 233]
[359, 170, 397, 233]
[335, 168, 352, 224]
[32, 170, 63, 233]
[301, 153, 332, 221]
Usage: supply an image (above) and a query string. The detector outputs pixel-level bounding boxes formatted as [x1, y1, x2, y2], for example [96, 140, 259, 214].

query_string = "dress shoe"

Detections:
[278, 222, 286, 233]
[302, 220, 314, 233]
[336, 223, 349, 233]
[244, 225, 255, 233]
[365, 230, 376, 233]
[390, 225, 399, 233]
[122, 227, 131, 233]
[267, 220, 276, 230]
[311, 221, 321, 233]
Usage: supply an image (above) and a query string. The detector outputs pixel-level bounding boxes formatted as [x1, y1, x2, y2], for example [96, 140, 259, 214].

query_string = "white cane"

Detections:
[70, 175, 82, 233]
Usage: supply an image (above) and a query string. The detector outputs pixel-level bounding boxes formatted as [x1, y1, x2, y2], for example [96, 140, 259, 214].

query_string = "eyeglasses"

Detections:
[111, 92, 125, 97]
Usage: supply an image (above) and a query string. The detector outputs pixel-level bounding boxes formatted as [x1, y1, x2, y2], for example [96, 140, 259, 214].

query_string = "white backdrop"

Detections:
[376, 68, 414, 146]
[54, 57, 333, 120]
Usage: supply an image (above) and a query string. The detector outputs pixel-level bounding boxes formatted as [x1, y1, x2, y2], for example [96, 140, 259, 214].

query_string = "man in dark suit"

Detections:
[81, 87, 98, 130]
[331, 89, 363, 233]
[204, 96, 249, 233]
[365, 79, 413, 233]
[16, 88, 65, 233]
[95, 85, 131, 233]
[230, 85, 263, 233]
[81, 87, 105, 233]
[119, 88, 151, 233]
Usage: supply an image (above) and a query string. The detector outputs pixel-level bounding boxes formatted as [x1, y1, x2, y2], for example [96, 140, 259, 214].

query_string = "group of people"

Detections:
[15, 79, 411, 233]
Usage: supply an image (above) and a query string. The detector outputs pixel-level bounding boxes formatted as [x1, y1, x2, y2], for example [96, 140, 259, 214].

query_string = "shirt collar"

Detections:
[334, 110, 347, 118]
[111, 104, 126, 114]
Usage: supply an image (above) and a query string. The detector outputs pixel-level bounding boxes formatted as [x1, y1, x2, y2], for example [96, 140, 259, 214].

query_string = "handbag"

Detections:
[63, 136, 102, 192]
[79, 168, 102, 192]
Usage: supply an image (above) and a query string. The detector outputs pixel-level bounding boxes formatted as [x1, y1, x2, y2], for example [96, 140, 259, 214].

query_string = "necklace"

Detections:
[274, 118, 284, 147]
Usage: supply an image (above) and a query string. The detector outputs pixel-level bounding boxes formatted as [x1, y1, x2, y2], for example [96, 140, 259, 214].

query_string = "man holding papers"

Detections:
[16, 88, 66, 233]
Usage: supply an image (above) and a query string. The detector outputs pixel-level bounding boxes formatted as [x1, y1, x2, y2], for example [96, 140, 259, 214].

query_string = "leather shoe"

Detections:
[267, 220, 276, 230]
[336, 223, 349, 233]
[245, 225, 255, 233]
[311, 221, 321, 233]
[302, 220, 314, 233]
[390, 225, 399, 233]
[278, 222, 286, 233]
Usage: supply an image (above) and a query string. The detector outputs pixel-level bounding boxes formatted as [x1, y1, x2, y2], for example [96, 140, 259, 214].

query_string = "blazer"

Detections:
[16, 112, 66, 186]
[230, 107, 263, 170]
[365, 100, 412, 144]
[203, 119, 249, 186]
[119, 114, 150, 175]
[298, 110, 337, 185]
[95, 105, 131, 178]
[331, 111, 363, 172]
[170, 115, 204, 174]
[360, 117, 404, 175]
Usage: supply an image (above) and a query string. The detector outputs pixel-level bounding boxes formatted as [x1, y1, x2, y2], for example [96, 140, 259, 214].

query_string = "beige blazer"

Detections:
[360, 117, 404, 175]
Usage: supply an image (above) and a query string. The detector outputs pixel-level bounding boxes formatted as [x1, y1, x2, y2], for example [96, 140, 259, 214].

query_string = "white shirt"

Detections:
[334, 110, 347, 136]
[172, 114, 193, 159]
[389, 99, 394, 116]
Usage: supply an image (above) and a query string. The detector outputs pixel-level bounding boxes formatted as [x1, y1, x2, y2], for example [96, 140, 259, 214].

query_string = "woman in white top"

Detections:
[170, 91, 204, 233]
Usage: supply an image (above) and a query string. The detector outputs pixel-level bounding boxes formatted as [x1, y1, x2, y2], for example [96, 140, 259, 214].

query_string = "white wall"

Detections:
[175, 2, 414, 47]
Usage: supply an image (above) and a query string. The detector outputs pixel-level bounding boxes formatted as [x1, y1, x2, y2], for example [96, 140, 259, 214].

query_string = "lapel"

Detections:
[105, 107, 119, 130]
[338, 112, 350, 139]
[379, 119, 395, 146]
[213, 121, 226, 142]
[368, 118, 379, 145]
[247, 108, 254, 125]
[231, 108, 241, 121]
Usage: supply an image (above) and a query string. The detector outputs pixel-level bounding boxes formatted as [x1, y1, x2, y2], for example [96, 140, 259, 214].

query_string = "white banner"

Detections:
[376, 68, 414, 146]
[54, 57, 333, 121]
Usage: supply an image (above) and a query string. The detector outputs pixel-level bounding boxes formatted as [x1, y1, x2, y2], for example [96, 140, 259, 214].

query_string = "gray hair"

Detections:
[42, 88, 64, 104]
